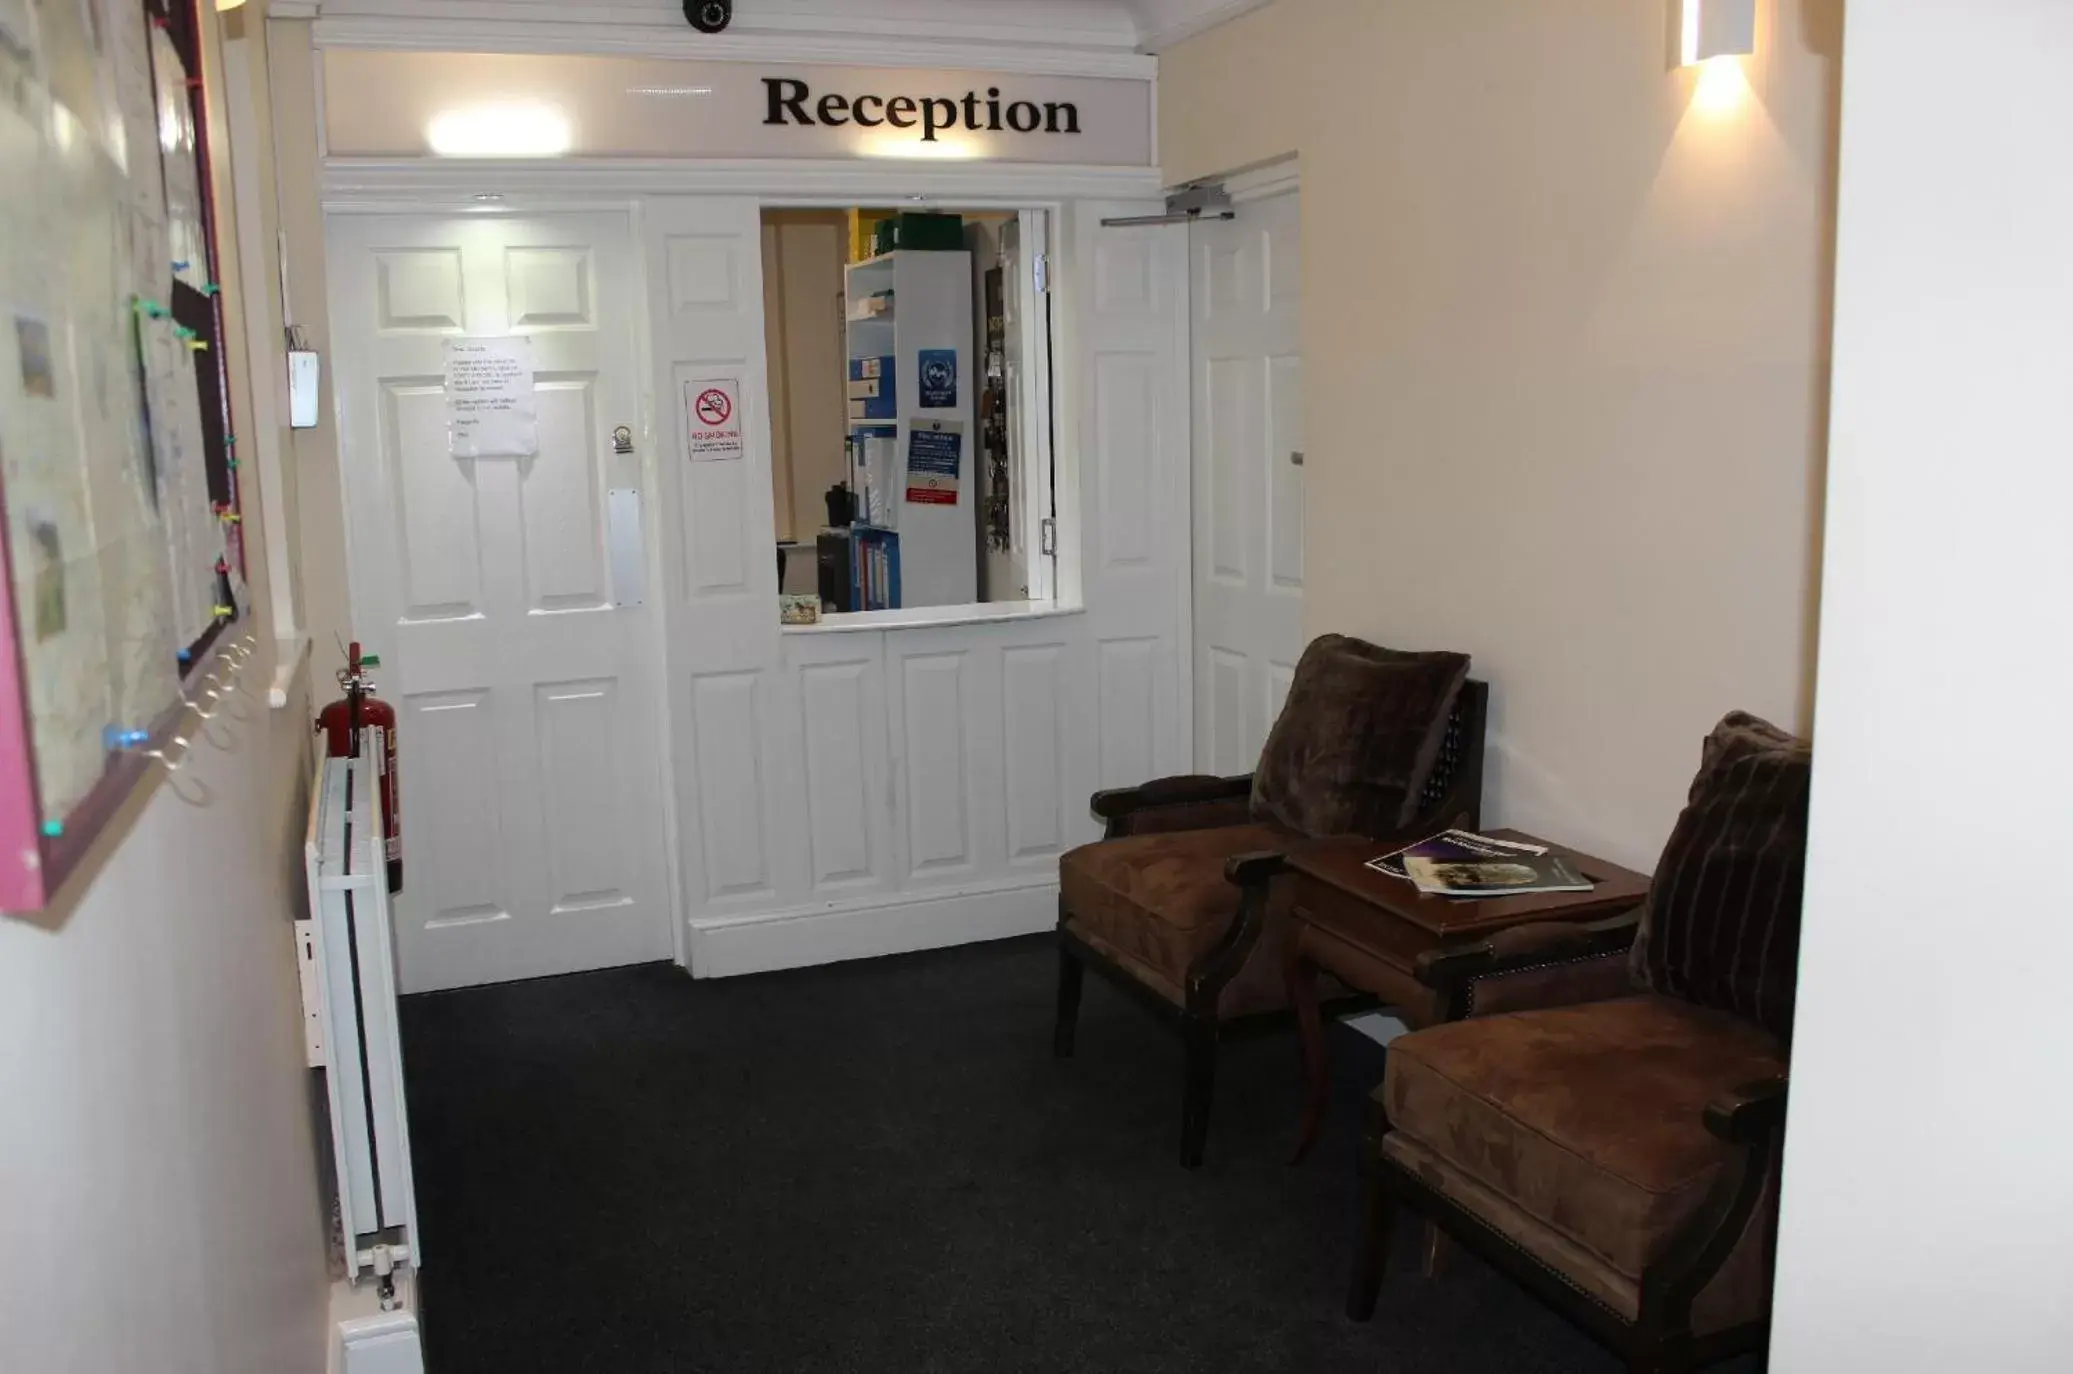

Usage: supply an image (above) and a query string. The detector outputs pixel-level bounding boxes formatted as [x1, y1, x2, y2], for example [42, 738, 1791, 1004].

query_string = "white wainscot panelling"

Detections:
[1095, 229, 1156, 314]
[1002, 643, 1069, 863]
[384, 379, 482, 621]
[409, 690, 508, 929]
[535, 678, 632, 912]
[693, 671, 771, 898]
[375, 247, 463, 332]
[902, 652, 972, 875]
[520, 376, 607, 612]
[671, 201, 1192, 981]
[1097, 637, 1157, 789]
[678, 367, 752, 596]
[667, 234, 742, 312]
[800, 658, 877, 888]
[1096, 352, 1154, 568]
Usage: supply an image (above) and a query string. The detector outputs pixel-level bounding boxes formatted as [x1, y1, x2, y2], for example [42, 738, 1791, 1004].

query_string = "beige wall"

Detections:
[0, 5, 331, 1370]
[1161, 0, 1841, 869]
[762, 211, 852, 545]
[268, 19, 355, 693]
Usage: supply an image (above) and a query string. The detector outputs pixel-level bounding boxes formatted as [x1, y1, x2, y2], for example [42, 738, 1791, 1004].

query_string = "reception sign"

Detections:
[322, 51, 1154, 166]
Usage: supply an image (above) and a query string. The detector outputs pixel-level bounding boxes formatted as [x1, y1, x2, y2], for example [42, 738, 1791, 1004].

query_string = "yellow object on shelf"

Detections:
[848, 209, 896, 264]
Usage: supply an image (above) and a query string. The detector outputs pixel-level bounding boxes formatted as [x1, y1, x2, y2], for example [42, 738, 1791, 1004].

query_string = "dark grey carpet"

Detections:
[400, 935, 1759, 1373]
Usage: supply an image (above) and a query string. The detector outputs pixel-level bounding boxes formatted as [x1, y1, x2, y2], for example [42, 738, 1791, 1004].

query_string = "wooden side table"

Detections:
[1284, 830, 1651, 1161]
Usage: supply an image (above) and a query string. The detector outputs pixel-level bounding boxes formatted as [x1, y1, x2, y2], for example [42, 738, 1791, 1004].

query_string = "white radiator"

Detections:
[299, 743, 422, 1319]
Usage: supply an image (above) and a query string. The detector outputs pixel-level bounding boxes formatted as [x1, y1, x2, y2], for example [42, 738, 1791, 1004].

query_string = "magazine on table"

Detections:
[1366, 828, 1549, 880]
[1402, 852, 1594, 899]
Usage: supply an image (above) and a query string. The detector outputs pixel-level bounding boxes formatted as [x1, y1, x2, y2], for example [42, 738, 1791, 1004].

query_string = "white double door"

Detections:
[329, 212, 673, 992]
[1190, 189, 1306, 775]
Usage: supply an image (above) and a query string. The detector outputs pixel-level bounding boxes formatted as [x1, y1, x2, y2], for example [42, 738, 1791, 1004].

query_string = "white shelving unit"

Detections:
[845, 248, 976, 609]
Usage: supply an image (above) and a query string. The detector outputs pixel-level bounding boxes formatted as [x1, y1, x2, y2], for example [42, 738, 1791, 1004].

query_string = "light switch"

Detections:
[288, 350, 321, 429]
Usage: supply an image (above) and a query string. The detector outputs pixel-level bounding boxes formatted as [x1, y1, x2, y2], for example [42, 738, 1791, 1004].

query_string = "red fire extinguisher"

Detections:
[316, 641, 403, 893]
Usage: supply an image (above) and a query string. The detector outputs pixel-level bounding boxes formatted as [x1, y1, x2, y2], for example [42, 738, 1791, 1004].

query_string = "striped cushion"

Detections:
[1633, 713, 1812, 1042]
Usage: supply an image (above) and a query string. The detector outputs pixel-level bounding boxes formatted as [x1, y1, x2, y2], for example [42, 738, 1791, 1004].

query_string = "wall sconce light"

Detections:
[1676, 0, 1756, 66]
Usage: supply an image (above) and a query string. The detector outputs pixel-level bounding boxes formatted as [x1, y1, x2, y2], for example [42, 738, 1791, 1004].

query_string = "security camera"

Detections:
[684, 0, 731, 33]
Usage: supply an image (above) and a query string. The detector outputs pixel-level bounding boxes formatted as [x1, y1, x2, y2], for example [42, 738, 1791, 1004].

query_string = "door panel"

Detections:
[1191, 191, 1305, 773]
[330, 212, 672, 992]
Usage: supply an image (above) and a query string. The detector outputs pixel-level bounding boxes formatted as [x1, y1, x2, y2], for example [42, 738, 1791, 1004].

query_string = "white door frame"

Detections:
[320, 156, 1171, 977]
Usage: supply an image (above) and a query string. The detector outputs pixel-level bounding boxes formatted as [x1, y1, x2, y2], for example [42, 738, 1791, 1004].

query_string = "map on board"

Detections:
[0, 0, 221, 827]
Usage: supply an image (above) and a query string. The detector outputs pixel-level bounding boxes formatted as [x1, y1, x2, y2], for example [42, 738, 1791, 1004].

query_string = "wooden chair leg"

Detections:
[1286, 949, 1330, 1165]
[1052, 943, 1084, 1059]
[1180, 1014, 1217, 1168]
[1346, 1172, 1395, 1321]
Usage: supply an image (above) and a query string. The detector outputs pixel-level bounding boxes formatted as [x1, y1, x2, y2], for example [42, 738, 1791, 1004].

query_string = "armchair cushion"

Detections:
[1059, 823, 1296, 1014]
[1249, 635, 1471, 839]
[1381, 995, 1785, 1285]
[1631, 712, 1812, 1042]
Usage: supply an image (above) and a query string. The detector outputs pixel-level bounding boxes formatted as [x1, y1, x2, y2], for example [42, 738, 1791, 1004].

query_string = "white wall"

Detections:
[0, 5, 332, 1367]
[1159, 0, 1842, 871]
[1770, 6, 2073, 1369]
[0, 675, 330, 1374]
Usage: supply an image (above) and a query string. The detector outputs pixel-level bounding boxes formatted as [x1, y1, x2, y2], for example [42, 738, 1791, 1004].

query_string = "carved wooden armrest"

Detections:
[1222, 849, 1288, 888]
[1414, 913, 1643, 991]
[1703, 1076, 1790, 1145]
[1090, 774, 1253, 838]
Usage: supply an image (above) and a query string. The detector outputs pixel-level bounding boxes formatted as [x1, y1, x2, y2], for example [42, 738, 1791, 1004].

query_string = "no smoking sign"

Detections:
[683, 378, 743, 461]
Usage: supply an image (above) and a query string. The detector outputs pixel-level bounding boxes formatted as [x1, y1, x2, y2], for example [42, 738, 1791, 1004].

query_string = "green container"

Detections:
[875, 212, 965, 254]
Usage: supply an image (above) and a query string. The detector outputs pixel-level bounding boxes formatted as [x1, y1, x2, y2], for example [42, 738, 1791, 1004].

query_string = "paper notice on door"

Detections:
[445, 337, 537, 457]
[684, 378, 744, 461]
[905, 418, 964, 505]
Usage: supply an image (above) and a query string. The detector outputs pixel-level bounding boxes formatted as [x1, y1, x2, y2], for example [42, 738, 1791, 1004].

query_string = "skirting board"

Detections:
[688, 878, 1058, 978]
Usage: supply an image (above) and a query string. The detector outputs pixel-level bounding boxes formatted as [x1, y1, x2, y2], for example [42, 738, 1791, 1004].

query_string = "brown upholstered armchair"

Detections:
[1053, 635, 1488, 1168]
[1348, 713, 1809, 1373]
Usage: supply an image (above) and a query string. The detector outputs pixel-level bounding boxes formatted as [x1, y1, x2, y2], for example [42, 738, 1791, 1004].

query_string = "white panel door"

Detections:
[329, 213, 673, 993]
[1068, 200, 1193, 791]
[1190, 191, 1305, 775]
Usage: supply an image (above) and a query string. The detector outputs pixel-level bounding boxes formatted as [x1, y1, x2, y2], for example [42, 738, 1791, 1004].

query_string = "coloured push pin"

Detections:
[226, 458, 239, 471]
[177, 648, 193, 663]
[171, 260, 190, 273]
[201, 283, 221, 297]
[41, 820, 62, 839]
[213, 604, 235, 619]
[224, 434, 236, 446]
[135, 299, 170, 319]
[104, 726, 151, 751]
[173, 325, 196, 340]
[186, 339, 210, 352]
